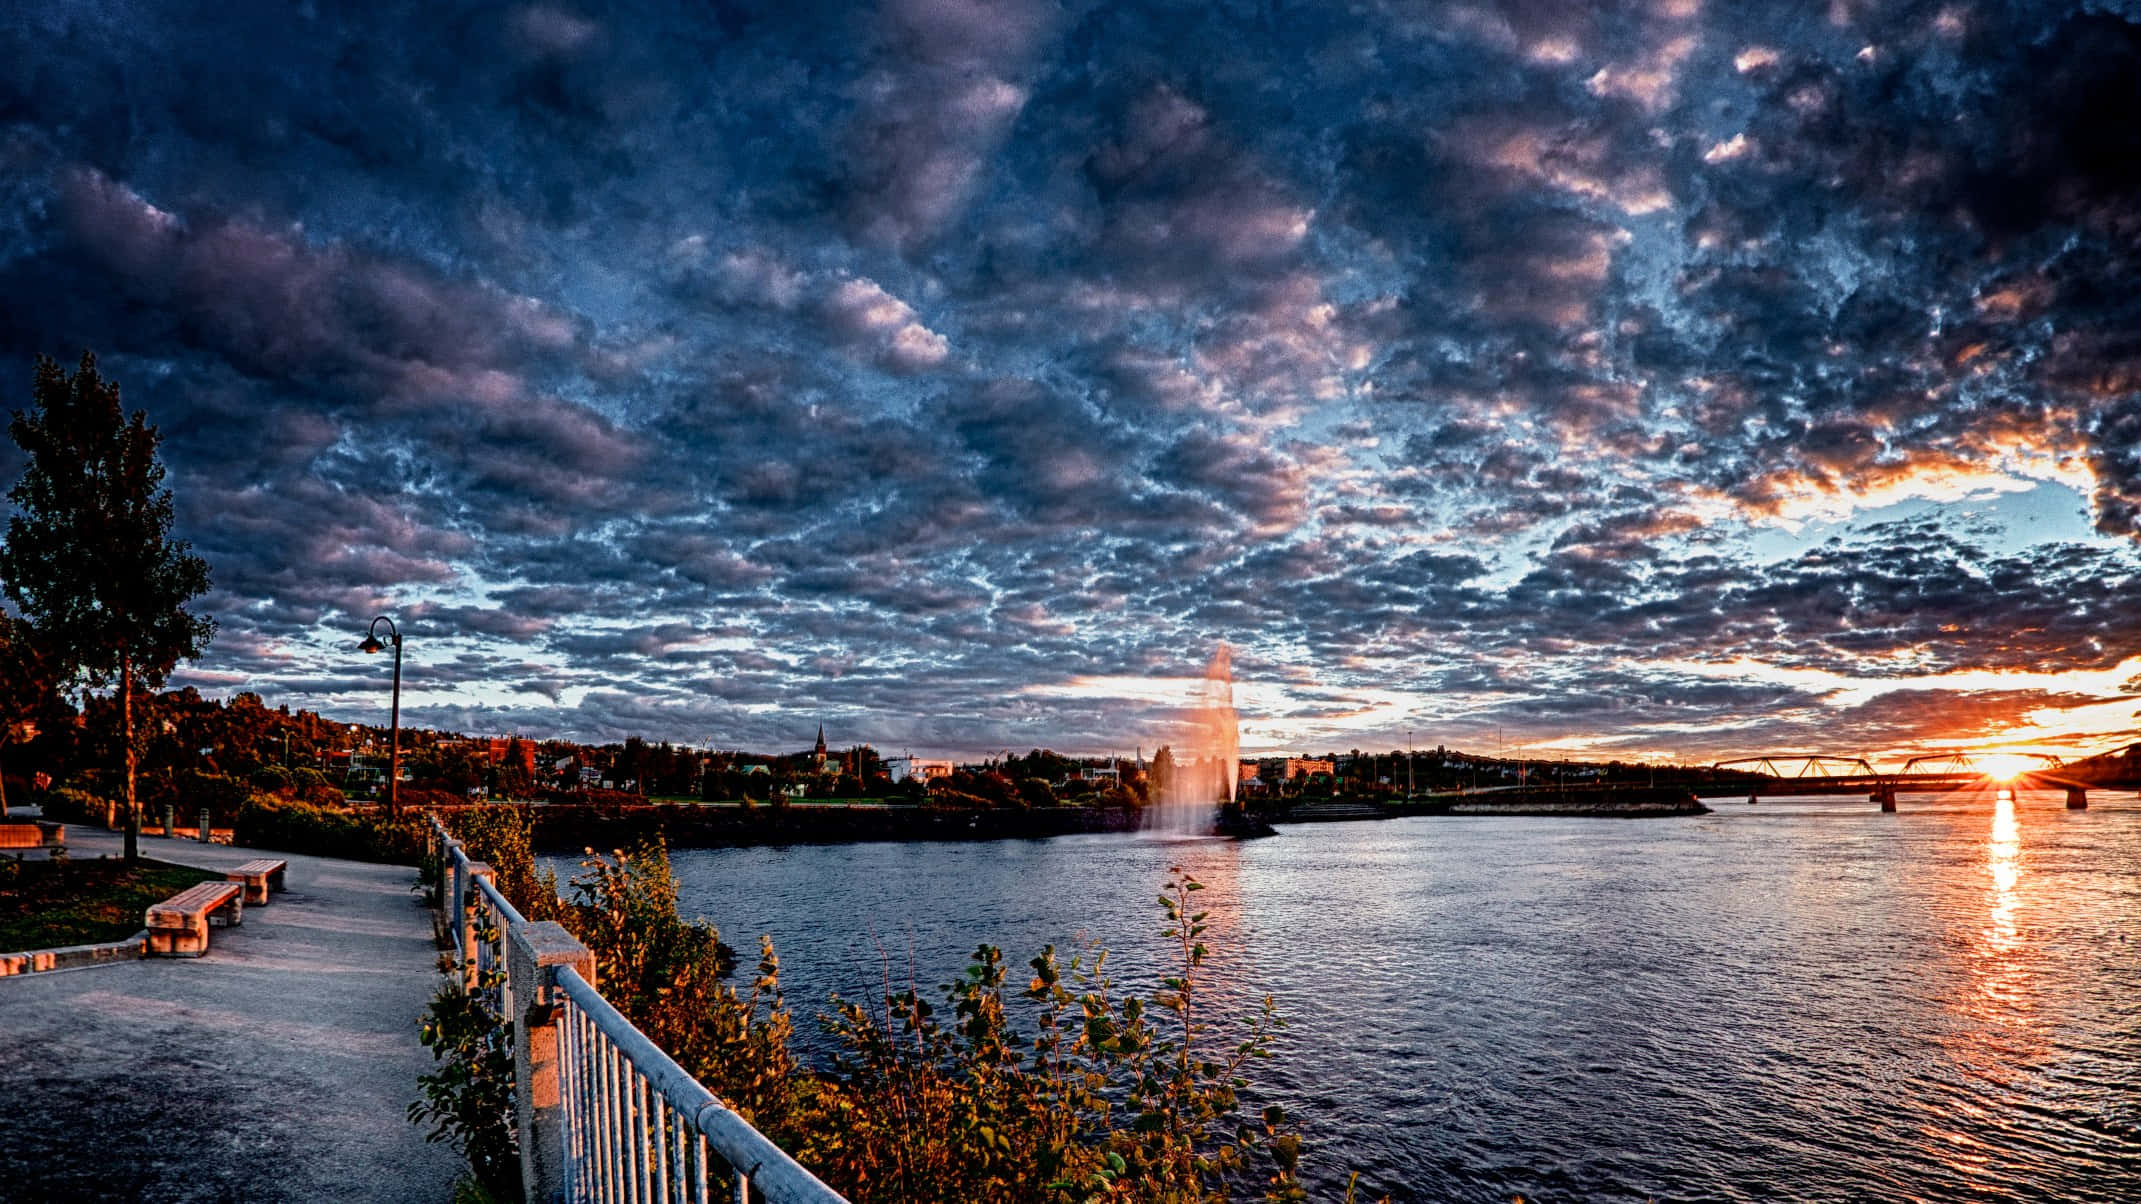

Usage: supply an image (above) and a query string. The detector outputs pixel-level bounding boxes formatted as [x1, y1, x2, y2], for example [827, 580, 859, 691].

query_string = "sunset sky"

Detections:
[2, 0, 2138, 762]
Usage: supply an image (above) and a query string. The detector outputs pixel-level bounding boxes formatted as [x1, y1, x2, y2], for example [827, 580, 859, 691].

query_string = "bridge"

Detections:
[1709, 750, 2092, 812]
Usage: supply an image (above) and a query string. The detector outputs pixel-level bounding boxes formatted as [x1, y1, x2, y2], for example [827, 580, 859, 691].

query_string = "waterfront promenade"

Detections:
[0, 826, 461, 1202]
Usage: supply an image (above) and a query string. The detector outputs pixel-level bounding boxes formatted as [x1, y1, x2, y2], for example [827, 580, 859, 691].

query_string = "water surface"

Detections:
[596, 790, 2141, 1201]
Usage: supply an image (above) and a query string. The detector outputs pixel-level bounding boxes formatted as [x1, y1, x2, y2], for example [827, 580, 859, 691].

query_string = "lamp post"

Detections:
[359, 616, 403, 820]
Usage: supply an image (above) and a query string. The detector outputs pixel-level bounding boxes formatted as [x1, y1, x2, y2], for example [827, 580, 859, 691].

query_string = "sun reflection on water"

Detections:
[1959, 786, 2043, 1050]
[1986, 788, 2020, 951]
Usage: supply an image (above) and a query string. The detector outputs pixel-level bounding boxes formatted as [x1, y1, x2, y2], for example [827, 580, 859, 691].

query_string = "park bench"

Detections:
[224, 858, 288, 905]
[145, 881, 244, 958]
[0, 821, 64, 856]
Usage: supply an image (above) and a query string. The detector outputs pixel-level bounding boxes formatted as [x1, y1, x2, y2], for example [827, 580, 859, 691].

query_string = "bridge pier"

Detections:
[1873, 784, 1896, 812]
[2066, 787, 2088, 810]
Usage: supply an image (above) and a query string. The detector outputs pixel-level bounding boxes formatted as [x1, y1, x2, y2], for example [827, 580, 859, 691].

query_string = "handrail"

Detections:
[470, 865, 527, 928]
[423, 808, 849, 1204]
[556, 966, 847, 1203]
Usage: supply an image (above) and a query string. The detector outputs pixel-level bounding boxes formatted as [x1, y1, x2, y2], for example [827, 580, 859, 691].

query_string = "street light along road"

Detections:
[359, 615, 403, 819]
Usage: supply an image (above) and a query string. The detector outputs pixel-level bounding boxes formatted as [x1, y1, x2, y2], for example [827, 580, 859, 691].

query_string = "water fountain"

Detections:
[1145, 644, 1254, 836]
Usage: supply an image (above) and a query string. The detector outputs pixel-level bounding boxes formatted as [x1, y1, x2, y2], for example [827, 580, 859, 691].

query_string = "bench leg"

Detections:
[149, 920, 209, 957]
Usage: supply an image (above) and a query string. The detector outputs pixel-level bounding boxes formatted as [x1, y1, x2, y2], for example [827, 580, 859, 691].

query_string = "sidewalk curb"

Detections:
[0, 929, 148, 977]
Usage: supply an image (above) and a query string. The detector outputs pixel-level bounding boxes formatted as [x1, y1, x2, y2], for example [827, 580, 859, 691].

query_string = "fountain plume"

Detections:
[1148, 644, 1240, 835]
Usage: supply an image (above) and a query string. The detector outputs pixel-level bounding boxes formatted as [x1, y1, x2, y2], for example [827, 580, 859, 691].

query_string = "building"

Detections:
[885, 756, 954, 783]
[1258, 757, 1336, 783]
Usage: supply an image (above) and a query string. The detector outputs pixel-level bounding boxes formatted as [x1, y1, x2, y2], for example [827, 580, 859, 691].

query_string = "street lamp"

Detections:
[359, 615, 403, 819]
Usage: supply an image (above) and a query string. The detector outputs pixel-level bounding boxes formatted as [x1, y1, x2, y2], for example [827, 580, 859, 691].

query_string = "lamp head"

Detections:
[359, 634, 386, 655]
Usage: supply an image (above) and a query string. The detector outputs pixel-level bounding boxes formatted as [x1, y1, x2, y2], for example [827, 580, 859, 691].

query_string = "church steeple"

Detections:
[815, 723, 827, 756]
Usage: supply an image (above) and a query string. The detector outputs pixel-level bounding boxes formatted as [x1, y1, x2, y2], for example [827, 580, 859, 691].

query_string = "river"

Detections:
[616, 789, 2141, 1201]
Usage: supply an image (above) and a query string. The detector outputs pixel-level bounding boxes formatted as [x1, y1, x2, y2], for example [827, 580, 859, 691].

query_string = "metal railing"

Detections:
[556, 966, 842, 1203]
[425, 814, 846, 1204]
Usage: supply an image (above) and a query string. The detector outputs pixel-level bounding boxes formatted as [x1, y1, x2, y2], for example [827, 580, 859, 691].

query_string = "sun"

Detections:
[1977, 753, 2034, 783]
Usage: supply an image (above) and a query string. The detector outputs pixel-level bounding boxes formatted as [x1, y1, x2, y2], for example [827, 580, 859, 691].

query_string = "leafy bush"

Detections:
[561, 843, 790, 1130]
[427, 815, 1312, 1203]
[42, 786, 113, 826]
[412, 972, 520, 1202]
[248, 765, 292, 794]
[797, 870, 1305, 1203]
[166, 769, 253, 824]
[445, 804, 558, 915]
[233, 792, 426, 862]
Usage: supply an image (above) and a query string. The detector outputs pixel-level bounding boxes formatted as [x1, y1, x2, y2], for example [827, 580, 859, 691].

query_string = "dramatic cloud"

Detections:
[2, 0, 2137, 761]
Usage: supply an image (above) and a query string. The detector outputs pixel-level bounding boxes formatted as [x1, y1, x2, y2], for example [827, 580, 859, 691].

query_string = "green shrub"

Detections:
[233, 792, 426, 862]
[411, 974, 520, 1202]
[423, 823, 1312, 1203]
[249, 766, 293, 794]
[287, 767, 345, 806]
[447, 804, 561, 921]
[798, 869, 1305, 1203]
[170, 770, 253, 824]
[43, 786, 113, 826]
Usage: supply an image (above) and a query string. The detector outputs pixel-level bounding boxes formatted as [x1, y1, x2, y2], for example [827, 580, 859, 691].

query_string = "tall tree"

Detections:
[0, 614, 58, 818]
[1, 353, 215, 859]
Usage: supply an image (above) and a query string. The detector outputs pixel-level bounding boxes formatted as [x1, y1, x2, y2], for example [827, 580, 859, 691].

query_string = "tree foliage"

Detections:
[0, 614, 61, 816]
[0, 353, 214, 857]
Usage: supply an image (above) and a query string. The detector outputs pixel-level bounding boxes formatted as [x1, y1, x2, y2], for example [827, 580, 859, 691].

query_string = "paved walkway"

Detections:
[0, 827, 464, 1202]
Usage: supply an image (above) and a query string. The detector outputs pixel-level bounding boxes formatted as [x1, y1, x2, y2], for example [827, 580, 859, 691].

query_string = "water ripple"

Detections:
[613, 791, 2141, 1202]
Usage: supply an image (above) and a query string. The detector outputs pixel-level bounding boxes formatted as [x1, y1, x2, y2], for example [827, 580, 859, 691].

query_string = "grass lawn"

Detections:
[0, 858, 222, 952]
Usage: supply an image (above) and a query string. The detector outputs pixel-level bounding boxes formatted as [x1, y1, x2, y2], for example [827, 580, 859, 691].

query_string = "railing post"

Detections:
[509, 921, 596, 1204]
[429, 824, 444, 908]
[448, 851, 468, 964]
[461, 861, 494, 991]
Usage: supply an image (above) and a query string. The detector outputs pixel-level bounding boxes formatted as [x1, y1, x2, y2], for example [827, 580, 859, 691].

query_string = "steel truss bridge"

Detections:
[1708, 750, 2092, 811]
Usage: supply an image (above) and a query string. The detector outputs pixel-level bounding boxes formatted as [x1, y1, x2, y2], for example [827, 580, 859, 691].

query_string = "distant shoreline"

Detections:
[1392, 785, 1711, 818]
[516, 786, 1711, 852]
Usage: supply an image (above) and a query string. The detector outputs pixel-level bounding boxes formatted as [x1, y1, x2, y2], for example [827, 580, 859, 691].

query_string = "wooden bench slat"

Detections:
[225, 858, 288, 904]
[145, 880, 243, 958]
[148, 881, 244, 918]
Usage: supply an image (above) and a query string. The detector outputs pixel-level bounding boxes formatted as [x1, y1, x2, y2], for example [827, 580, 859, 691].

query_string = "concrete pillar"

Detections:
[162, 803, 175, 837]
[2066, 787, 2088, 810]
[197, 808, 212, 842]
[461, 861, 495, 991]
[431, 832, 455, 910]
[508, 921, 595, 1204]
[1874, 785, 1896, 812]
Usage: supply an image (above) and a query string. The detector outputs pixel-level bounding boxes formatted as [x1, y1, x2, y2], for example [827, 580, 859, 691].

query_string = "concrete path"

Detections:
[0, 828, 464, 1203]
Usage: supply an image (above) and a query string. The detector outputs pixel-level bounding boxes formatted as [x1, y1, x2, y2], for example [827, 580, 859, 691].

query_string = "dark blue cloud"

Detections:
[2, 0, 2138, 759]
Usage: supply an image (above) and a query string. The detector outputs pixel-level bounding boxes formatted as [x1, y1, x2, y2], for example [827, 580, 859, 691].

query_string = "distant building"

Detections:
[1074, 760, 1120, 783]
[885, 756, 954, 783]
[1258, 757, 1335, 783]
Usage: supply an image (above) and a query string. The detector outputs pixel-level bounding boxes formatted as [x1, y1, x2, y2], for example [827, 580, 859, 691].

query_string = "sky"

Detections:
[2, 0, 2139, 763]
